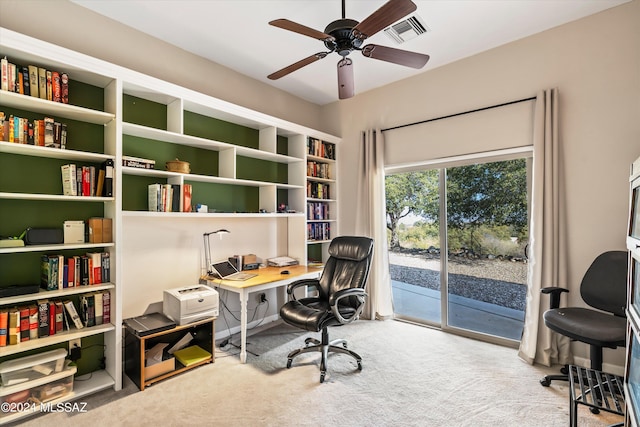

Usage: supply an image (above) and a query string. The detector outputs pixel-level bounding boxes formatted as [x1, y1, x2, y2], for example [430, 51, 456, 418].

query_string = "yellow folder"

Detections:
[173, 345, 211, 367]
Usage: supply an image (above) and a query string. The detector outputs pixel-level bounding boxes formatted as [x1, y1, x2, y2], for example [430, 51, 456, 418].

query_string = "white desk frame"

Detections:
[204, 265, 321, 363]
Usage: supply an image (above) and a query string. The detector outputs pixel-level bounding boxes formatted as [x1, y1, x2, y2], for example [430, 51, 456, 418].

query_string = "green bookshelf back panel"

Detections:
[307, 243, 323, 263]
[123, 94, 167, 130]
[188, 181, 258, 213]
[184, 111, 258, 148]
[0, 106, 105, 154]
[0, 153, 106, 194]
[276, 189, 289, 208]
[236, 156, 288, 184]
[123, 135, 219, 176]
[0, 199, 104, 238]
[68, 80, 105, 111]
[122, 174, 159, 211]
[277, 135, 288, 156]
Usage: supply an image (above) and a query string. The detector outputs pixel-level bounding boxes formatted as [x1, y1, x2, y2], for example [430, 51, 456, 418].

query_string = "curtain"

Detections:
[355, 129, 394, 320]
[518, 88, 571, 366]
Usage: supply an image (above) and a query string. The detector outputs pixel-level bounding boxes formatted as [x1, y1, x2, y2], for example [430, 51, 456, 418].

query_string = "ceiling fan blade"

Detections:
[361, 44, 429, 69]
[337, 58, 354, 100]
[268, 52, 328, 80]
[269, 19, 335, 42]
[353, 0, 417, 40]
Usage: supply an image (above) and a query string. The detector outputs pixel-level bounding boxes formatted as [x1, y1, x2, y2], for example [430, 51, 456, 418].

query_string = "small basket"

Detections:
[166, 159, 190, 174]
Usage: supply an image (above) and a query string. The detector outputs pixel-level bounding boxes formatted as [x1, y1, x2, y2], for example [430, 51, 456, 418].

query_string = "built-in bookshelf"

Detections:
[306, 137, 338, 264]
[0, 26, 340, 422]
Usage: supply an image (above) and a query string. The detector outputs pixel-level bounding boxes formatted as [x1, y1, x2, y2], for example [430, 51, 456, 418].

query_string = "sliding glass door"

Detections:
[388, 156, 529, 343]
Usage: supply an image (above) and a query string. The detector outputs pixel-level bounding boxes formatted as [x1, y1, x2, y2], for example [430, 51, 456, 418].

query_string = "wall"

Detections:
[324, 0, 640, 369]
[0, 0, 324, 131]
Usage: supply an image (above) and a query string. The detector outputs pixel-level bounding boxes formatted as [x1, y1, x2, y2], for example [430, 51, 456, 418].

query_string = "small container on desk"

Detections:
[124, 316, 215, 390]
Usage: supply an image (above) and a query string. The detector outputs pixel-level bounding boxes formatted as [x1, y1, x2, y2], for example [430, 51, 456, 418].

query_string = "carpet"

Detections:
[20, 320, 622, 426]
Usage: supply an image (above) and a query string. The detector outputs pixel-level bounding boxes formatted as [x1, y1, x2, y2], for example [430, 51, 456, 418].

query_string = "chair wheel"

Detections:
[287, 359, 292, 369]
[320, 373, 325, 383]
[357, 361, 362, 371]
[590, 408, 600, 415]
[342, 343, 348, 349]
[540, 378, 551, 387]
[560, 366, 569, 375]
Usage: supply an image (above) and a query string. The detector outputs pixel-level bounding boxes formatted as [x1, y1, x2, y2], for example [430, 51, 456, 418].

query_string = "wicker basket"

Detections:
[166, 159, 190, 174]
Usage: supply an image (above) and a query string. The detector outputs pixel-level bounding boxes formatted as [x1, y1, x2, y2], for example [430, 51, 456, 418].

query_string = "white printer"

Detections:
[163, 285, 219, 326]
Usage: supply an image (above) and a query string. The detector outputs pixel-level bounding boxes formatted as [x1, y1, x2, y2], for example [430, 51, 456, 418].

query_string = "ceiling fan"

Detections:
[267, 0, 430, 100]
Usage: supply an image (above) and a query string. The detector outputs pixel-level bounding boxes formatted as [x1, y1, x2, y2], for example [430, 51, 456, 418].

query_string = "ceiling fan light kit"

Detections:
[268, 0, 430, 100]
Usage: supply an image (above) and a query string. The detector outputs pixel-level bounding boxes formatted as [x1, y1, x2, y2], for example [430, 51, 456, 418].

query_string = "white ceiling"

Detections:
[71, 0, 629, 106]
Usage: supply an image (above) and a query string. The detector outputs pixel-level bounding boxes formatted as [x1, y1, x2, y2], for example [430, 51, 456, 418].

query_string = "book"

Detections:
[103, 159, 114, 197]
[80, 255, 89, 286]
[8, 308, 20, 345]
[28, 65, 38, 98]
[95, 168, 105, 196]
[67, 256, 75, 287]
[49, 300, 56, 336]
[93, 291, 103, 325]
[60, 73, 69, 104]
[61, 164, 78, 196]
[41, 254, 58, 290]
[20, 66, 29, 96]
[81, 293, 95, 327]
[57, 254, 64, 290]
[19, 306, 30, 342]
[148, 183, 161, 212]
[52, 71, 61, 102]
[73, 255, 81, 287]
[0, 309, 7, 346]
[87, 252, 102, 284]
[46, 70, 52, 101]
[171, 184, 181, 212]
[63, 300, 84, 329]
[38, 67, 47, 99]
[37, 299, 49, 338]
[183, 183, 192, 212]
[102, 251, 111, 282]
[102, 290, 111, 324]
[28, 304, 38, 340]
[0, 57, 7, 91]
[44, 116, 54, 147]
[55, 301, 64, 333]
[173, 345, 211, 367]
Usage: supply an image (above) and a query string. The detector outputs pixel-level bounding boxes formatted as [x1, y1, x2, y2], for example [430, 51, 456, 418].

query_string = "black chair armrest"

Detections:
[541, 287, 569, 309]
[286, 279, 320, 301]
[329, 288, 368, 324]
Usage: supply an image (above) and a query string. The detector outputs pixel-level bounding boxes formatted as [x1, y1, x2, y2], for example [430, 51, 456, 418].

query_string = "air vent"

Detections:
[383, 15, 429, 44]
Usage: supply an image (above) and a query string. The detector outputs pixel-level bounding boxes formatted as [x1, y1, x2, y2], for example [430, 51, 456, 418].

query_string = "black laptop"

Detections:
[125, 312, 176, 337]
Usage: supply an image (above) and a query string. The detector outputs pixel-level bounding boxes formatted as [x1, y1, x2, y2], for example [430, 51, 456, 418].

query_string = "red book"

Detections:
[52, 71, 61, 102]
[55, 301, 63, 333]
[82, 166, 91, 196]
[28, 305, 38, 340]
[67, 257, 75, 288]
[49, 301, 56, 336]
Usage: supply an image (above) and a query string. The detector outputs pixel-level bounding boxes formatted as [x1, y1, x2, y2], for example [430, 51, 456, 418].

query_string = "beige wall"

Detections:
[0, 0, 325, 131]
[324, 1, 640, 367]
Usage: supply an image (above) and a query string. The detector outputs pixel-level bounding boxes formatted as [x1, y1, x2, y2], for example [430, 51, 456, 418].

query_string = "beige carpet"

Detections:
[20, 320, 622, 427]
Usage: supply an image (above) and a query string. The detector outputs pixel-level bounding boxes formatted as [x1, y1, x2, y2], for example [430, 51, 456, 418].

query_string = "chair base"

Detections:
[286, 328, 362, 383]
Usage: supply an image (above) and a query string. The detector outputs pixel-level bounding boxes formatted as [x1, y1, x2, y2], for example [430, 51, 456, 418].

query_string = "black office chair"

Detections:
[280, 236, 374, 383]
[540, 250, 628, 387]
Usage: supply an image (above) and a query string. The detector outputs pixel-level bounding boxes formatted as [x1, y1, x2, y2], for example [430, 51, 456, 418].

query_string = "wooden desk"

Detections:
[203, 265, 322, 363]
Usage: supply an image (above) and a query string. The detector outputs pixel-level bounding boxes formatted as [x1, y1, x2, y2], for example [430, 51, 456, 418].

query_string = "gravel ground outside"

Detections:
[389, 249, 528, 311]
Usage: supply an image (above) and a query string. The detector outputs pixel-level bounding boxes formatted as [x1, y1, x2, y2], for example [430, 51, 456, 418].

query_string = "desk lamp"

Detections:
[203, 229, 230, 276]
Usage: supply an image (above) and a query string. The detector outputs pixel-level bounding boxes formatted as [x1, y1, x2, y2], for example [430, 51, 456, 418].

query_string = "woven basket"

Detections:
[166, 159, 190, 174]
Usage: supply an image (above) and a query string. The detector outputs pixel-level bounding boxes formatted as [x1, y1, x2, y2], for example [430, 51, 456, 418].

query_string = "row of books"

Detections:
[0, 292, 110, 347]
[0, 112, 67, 147]
[307, 222, 331, 242]
[148, 183, 193, 213]
[307, 137, 335, 160]
[41, 252, 110, 291]
[307, 202, 330, 220]
[0, 56, 69, 103]
[307, 161, 332, 179]
[307, 181, 331, 200]
[61, 160, 114, 197]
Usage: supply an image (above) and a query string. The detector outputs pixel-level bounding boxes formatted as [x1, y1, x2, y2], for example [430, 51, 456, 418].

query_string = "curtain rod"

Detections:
[380, 96, 537, 133]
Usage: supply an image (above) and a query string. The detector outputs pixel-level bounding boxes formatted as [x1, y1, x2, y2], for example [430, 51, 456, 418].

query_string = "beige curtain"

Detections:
[355, 129, 394, 320]
[518, 88, 571, 366]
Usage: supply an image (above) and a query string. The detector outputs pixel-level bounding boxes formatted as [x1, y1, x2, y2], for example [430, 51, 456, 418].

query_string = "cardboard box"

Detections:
[63, 220, 85, 244]
[87, 218, 112, 243]
[144, 357, 175, 380]
[102, 218, 112, 243]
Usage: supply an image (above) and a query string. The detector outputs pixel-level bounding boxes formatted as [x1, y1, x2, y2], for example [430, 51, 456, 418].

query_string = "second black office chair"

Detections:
[540, 250, 628, 387]
[280, 236, 374, 383]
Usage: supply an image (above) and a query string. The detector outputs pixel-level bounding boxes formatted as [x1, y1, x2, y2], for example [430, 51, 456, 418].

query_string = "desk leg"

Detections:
[239, 289, 248, 363]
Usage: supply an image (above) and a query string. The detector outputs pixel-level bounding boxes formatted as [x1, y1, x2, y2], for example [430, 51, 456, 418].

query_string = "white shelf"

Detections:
[0, 323, 115, 358]
[307, 154, 336, 164]
[122, 211, 304, 218]
[0, 242, 114, 254]
[0, 192, 114, 202]
[0, 283, 114, 306]
[0, 91, 114, 125]
[0, 141, 114, 162]
[306, 176, 335, 184]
